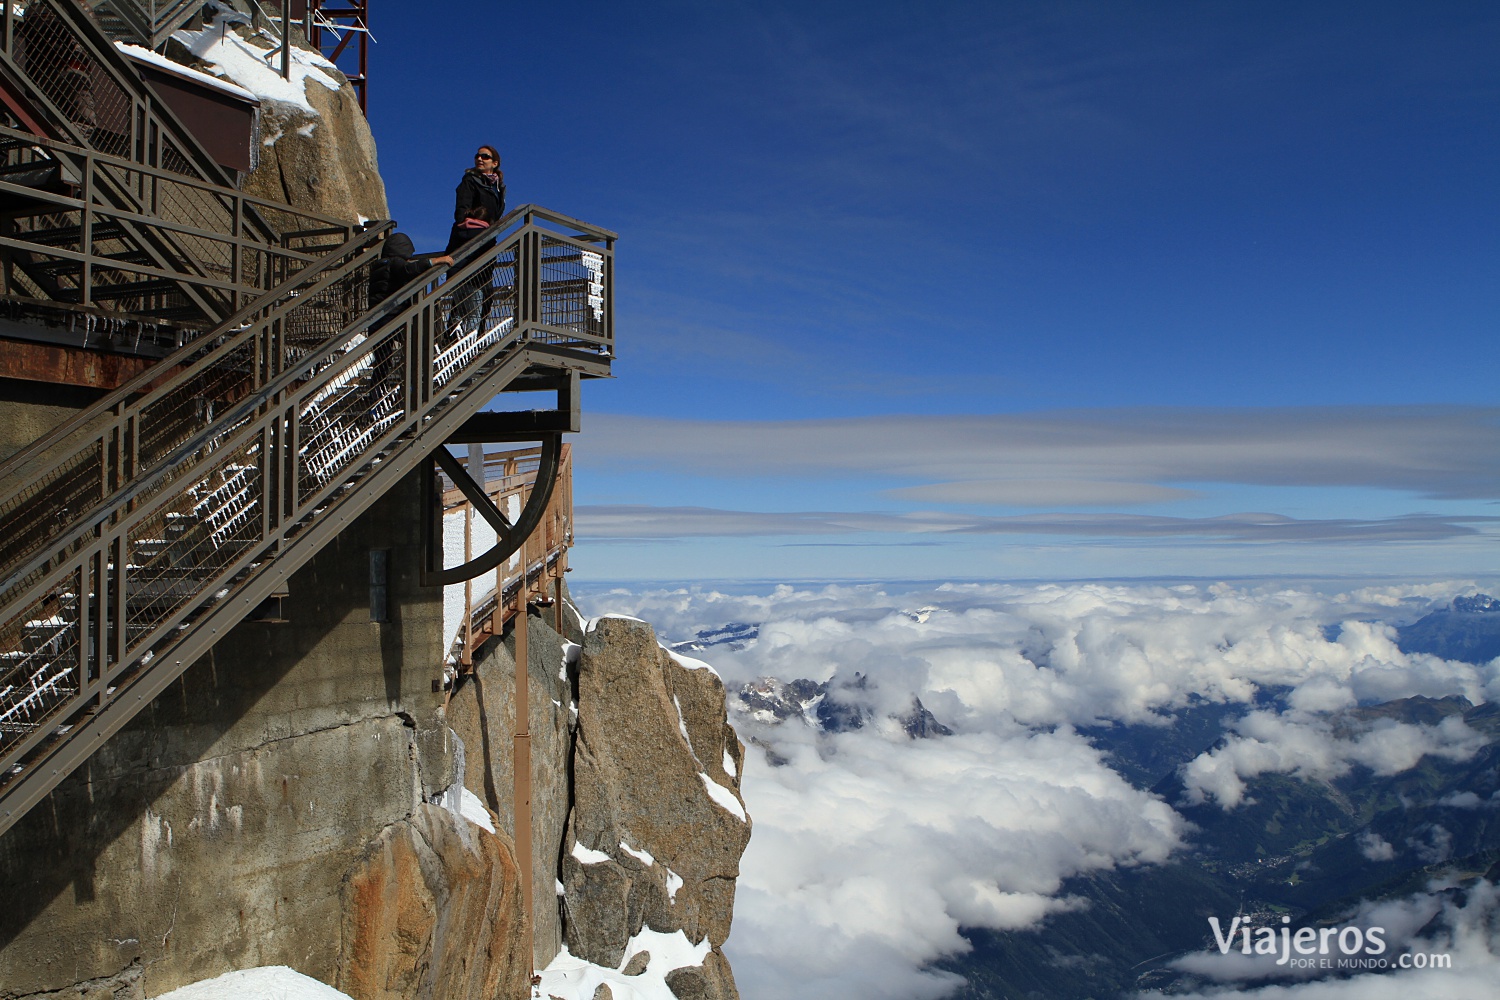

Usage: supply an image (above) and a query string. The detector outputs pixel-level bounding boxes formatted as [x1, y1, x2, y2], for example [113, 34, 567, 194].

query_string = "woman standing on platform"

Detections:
[446, 145, 506, 255]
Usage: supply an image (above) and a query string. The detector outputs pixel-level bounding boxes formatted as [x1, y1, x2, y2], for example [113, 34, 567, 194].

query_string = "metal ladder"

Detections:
[0, 204, 615, 837]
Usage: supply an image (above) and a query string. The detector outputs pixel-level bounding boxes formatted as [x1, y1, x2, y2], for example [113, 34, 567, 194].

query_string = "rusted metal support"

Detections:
[299, 0, 370, 111]
[0, 338, 159, 388]
[512, 598, 534, 974]
[423, 436, 561, 586]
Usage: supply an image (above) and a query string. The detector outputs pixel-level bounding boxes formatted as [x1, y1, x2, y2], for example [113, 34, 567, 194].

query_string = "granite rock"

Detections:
[561, 618, 750, 998]
[338, 803, 528, 1000]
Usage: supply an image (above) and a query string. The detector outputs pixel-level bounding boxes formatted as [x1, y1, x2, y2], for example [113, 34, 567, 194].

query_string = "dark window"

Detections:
[369, 549, 389, 622]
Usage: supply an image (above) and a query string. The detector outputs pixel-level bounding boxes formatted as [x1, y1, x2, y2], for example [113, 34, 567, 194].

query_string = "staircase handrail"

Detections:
[0, 203, 571, 533]
[83, 0, 150, 47]
[0, 121, 355, 317]
[89, 0, 201, 49]
[0, 201, 612, 607]
[0, 221, 392, 601]
[0, 205, 612, 833]
[0, 123, 354, 249]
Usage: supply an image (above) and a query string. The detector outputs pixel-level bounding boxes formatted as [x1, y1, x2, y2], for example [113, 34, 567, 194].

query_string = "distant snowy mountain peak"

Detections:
[1453, 593, 1500, 613]
[897, 696, 954, 739]
[1397, 593, 1500, 664]
[669, 622, 760, 653]
[903, 606, 941, 624]
[736, 677, 825, 725]
[732, 675, 952, 739]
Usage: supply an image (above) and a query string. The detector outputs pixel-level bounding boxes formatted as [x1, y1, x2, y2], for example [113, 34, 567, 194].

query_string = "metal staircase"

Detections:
[0, 204, 615, 836]
[0, 0, 350, 342]
[0, 123, 353, 338]
[87, 0, 202, 51]
[2, 0, 228, 174]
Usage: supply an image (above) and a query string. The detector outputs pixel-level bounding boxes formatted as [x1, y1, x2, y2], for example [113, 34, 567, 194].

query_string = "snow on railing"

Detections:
[434, 318, 514, 387]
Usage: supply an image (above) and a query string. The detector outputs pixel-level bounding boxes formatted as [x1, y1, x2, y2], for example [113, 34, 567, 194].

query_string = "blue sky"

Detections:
[368, 2, 1500, 582]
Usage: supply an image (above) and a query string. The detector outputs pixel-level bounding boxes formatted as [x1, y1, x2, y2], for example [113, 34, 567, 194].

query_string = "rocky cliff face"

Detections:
[243, 69, 388, 224]
[338, 804, 529, 1000]
[165, 2, 388, 223]
[561, 618, 750, 1000]
[447, 610, 752, 1000]
[444, 603, 580, 969]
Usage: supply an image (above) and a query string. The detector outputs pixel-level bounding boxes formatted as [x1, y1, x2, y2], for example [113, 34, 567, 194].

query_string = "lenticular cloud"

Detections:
[576, 578, 1500, 1000]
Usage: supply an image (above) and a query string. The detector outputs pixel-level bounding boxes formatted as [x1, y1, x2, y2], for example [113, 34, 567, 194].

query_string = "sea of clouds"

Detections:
[575, 578, 1500, 1000]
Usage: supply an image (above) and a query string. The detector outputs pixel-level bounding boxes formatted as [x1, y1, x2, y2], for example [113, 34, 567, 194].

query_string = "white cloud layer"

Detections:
[729, 727, 1181, 1000]
[584, 579, 1500, 729]
[1180, 711, 1487, 809]
[574, 579, 1500, 1000]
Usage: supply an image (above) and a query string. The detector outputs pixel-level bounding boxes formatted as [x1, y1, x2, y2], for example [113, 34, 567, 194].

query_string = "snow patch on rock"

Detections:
[172, 12, 341, 115]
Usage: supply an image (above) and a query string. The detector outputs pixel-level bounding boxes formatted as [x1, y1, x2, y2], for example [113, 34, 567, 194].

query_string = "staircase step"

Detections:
[0, 160, 62, 184]
[31, 250, 155, 276]
[20, 222, 128, 246]
[85, 280, 183, 300]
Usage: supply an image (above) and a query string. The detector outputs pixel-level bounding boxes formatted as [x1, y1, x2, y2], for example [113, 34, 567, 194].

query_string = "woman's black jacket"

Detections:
[453, 168, 505, 224]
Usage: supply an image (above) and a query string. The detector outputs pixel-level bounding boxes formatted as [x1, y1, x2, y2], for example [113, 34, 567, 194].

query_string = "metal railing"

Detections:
[0, 123, 353, 328]
[0, 204, 614, 834]
[1, 0, 235, 186]
[0, 220, 390, 596]
[444, 444, 574, 671]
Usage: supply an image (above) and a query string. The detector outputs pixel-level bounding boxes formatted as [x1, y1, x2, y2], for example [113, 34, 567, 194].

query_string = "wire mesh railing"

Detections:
[0, 122, 353, 327]
[0, 223, 388, 610]
[1, 0, 233, 186]
[5, 1, 134, 158]
[0, 206, 612, 829]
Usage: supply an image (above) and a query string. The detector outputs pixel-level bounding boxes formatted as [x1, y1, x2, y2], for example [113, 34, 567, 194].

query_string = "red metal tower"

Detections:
[291, 0, 370, 112]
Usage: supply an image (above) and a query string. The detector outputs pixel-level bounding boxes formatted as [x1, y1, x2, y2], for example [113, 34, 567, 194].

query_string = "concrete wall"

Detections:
[0, 380, 107, 463]
[0, 470, 454, 999]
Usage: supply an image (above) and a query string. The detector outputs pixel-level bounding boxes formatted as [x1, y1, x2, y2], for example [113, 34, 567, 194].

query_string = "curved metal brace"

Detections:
[427, 434, 561, 586]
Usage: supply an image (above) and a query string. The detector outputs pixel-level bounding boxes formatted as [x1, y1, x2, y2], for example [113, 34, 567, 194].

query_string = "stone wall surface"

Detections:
[561, 617, 750, 1000]
[0, 381, 107, 465]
